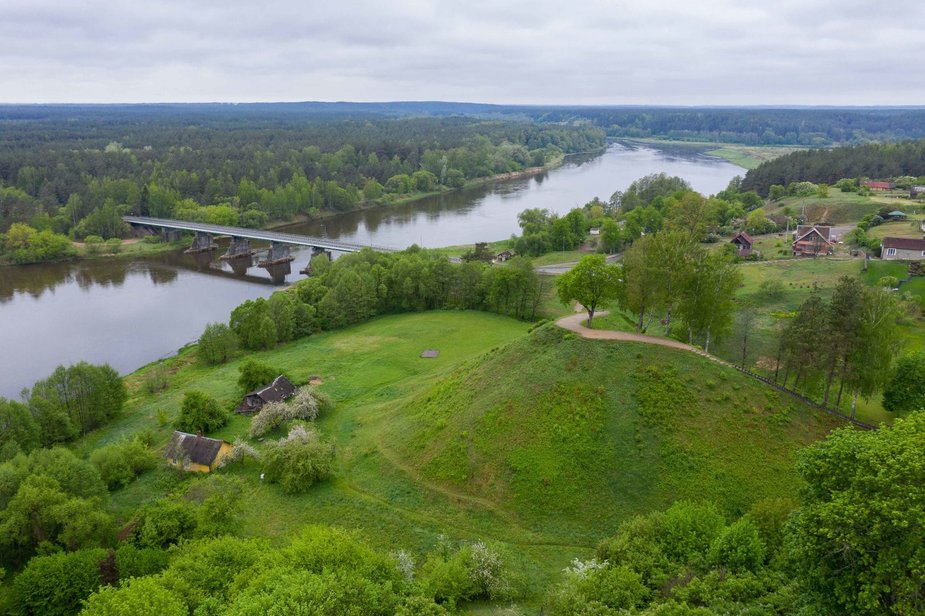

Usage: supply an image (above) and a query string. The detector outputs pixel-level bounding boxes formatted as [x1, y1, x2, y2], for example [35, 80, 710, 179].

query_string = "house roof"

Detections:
[248, 375, 297, 403]
[167, 431, 227, 466]
[881, 236, 925, 251]
[863, 181, 895, 189]
[731, 231, 753, 246]
[793, 225, 834, 245]
[887, 211, 907, 217]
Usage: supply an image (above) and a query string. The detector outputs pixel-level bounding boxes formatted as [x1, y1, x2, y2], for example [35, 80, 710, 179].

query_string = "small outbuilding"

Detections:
[730, 231, 754, 257]
[493, 250, 515, 263]
[881, 236, 925, 260]
[236, 375, 297, 414]
[165, 431, 233, 473]
[885, 210, 908, 221]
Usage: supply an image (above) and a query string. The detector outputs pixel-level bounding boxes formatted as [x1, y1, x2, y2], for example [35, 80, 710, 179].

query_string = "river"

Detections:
[0, 142, 743, 398]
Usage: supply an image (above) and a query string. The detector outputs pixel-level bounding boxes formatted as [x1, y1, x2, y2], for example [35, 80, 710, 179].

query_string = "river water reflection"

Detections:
[0, 142, 743, 397]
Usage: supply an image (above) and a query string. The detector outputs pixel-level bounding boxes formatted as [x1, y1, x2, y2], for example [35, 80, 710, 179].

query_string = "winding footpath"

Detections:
[556, 310, 876, 429]
[556, 311, 723, 359]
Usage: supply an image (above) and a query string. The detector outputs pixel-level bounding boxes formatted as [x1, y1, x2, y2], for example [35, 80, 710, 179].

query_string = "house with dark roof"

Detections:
[730, 231, 754, 257]
[792, 225, 835, 257]
[236, 375, 297, 414]
[881, 237, 925, 260]
[165, 431, 233, 473]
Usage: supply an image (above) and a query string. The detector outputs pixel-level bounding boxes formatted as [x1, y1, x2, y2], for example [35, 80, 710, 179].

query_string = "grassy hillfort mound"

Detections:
[384, 322, 841, 546]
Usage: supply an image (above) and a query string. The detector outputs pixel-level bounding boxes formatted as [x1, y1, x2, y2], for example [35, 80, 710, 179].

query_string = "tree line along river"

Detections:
[0, 142, 743, 398]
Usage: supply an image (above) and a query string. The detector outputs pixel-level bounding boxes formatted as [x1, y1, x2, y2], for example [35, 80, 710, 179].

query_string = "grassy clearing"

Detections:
[620, 138, 803, 170]
[766, 192, 879, 224]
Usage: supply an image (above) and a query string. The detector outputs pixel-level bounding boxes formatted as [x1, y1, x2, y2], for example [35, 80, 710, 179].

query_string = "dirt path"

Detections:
[556, 311, 722, 358]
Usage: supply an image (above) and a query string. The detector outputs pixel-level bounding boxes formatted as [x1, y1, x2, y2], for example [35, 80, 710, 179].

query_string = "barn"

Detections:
[236, 375, 297, 414]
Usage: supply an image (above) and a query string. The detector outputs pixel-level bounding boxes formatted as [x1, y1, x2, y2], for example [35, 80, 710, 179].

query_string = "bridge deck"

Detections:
[123, 216, 396, 253]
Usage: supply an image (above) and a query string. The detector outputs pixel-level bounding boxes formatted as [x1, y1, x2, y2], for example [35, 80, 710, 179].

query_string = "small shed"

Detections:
[165, 431, 233, 473]
[236, 375, 297, 414]
[885, 210, 908, 221]
[730, 231, 754, 257]
[420, 349, 439, 358]
[589, 227, 601, 236]
[493, 250, 515, 263]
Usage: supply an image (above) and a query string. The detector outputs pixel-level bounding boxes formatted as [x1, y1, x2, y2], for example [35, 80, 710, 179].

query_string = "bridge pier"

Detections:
[258, 241, 295, 266]
[300, 247, 334, 276]
[263, 261, 292, 284]
[226, 254, 253, 276]
[161, 228, 183, 242]
[221, 236, 252, 260]
[185, 231, 217, 254]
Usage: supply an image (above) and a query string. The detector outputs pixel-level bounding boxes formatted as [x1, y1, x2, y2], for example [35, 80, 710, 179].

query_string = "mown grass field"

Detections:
[77, 309, 846, 606]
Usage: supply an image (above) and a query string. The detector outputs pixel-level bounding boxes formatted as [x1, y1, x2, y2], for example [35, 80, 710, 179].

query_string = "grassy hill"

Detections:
[70, 310, 844, 602]
[382, 322, 841, 546]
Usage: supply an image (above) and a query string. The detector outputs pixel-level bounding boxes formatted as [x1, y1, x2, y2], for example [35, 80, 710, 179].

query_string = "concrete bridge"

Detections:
[124, 216, 396, 283]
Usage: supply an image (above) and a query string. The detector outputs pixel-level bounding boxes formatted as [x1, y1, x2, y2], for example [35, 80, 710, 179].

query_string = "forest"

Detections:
[740, 138, 925, 195]
[0, 110, 605, 241]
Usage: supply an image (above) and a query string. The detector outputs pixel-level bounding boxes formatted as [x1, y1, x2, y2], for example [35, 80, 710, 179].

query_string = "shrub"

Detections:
[249, 387, 333, 438]
[708, 518, 766, 573]
[89, 437, 157, 489]
[114, 544, 170, 580]
[759, 278, 785, 300]
[84, 235, 104, 254]
[105, 237, 122, 254]
[11, 548, 106, 616]
[175, 390, 228, 434]
[421, 539, 517, 607]
[81, 577, 186, 616]
[130, 499, 198, 549]
[658, 501, 725, 566]
[143, 364, 169, 394]
[877, 276, 899, 289]
[237, 359, 279, 394]
[198, 323, 239, 365]
[262, 425, 335, 494]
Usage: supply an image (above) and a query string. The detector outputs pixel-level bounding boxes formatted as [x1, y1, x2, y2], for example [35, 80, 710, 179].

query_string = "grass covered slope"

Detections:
[386, 324, 841, 545]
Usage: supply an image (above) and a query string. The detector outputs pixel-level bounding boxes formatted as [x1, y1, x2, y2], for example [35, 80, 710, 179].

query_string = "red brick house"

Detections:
[792, 225, 835, 256]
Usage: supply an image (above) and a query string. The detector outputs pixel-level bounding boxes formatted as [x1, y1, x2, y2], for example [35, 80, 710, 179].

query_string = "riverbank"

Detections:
[266, 152, 572, 233]
[618, 138, 803, 170]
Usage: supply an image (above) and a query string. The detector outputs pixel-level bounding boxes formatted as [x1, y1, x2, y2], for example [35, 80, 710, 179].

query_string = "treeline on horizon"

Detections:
[4, 102, 925, 145]
[0, 115, 605, 237]
[742, 139, 925, 195]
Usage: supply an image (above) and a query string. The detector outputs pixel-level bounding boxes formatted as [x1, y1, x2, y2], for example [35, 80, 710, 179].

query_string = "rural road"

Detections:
[534, 253, 621, 275]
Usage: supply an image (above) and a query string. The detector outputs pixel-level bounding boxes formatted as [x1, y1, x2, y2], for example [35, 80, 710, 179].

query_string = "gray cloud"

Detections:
[0, 0, 923, 104]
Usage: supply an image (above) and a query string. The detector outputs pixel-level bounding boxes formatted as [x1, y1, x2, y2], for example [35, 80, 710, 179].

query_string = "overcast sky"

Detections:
[1, 0, 923, 105]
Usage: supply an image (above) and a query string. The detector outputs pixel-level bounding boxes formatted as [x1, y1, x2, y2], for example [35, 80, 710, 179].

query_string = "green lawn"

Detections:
[767, 191, 879, 224]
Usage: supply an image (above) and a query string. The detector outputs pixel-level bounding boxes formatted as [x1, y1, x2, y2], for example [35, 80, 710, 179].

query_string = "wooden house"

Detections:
[881, 237, 925, 260]
[165, 431, 233, 473]
[792, 225, 835, 256]
[493, 250, 515, 263]
[862, 181, 895, 191]
[236, 375, 297, 414]
[730, 231, 754, 257]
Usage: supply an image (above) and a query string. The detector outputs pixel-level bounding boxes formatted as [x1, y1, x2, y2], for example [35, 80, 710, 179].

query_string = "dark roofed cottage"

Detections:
[236, 375, 297, 414]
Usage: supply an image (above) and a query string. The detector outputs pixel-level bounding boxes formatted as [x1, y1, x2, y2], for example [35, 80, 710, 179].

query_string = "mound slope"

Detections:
[385, 325, 841, 544]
